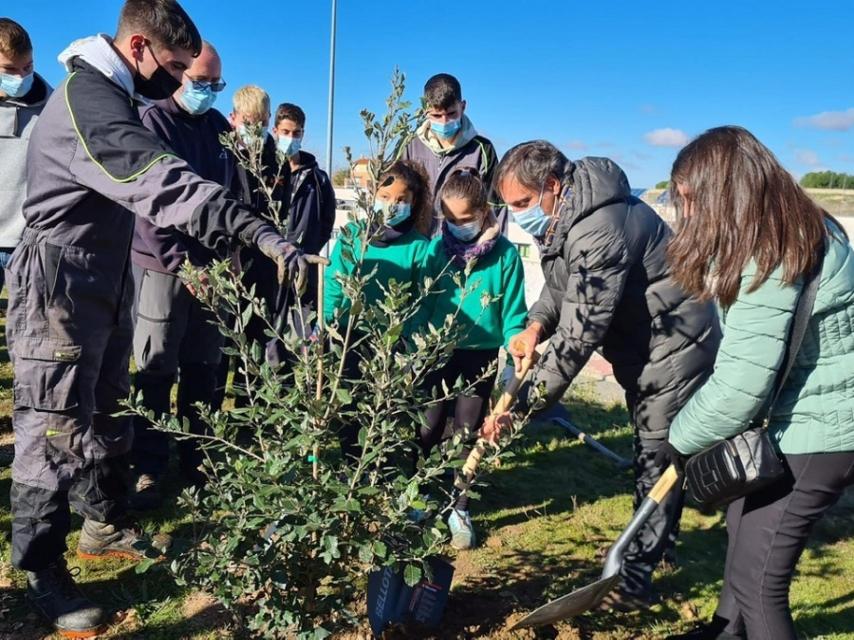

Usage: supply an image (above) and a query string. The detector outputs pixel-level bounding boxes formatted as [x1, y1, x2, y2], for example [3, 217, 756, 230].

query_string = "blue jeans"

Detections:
[0, 248, 14, 292]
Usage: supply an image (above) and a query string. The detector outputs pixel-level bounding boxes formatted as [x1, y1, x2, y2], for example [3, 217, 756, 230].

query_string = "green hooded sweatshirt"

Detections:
[423, 215, 528, 350]
[323, 221, 431, 326]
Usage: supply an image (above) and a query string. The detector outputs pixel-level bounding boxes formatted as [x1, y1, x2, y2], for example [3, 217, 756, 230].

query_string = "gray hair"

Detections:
[494, 140, 570, 193]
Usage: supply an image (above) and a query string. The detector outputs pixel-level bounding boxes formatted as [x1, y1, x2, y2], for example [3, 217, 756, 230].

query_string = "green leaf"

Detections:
[373, 540, 388, 559]
[358, 543, 373, 564]
[135, 557, 156, 574]
[403, 564, 422, 587]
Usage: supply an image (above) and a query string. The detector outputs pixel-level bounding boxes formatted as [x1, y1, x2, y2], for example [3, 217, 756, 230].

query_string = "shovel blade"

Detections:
[508, 574, 620, 630]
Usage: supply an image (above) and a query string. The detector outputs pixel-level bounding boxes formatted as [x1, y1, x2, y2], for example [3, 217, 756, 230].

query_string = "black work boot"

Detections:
[77, 518, 151, 561]
[26, 559, 106, 638]
[128, 472, 163, 511]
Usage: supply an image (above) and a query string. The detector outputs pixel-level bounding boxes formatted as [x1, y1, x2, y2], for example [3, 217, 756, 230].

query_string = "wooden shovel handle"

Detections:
[457, 352, 540, 487]
[648, 464, 680, 504]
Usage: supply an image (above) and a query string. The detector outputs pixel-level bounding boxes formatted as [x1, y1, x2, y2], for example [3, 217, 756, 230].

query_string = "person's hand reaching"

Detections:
[255, 228, 329, 294]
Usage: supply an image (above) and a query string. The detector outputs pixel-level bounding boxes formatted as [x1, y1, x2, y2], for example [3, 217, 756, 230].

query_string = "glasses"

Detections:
[186, 76, 227, 93]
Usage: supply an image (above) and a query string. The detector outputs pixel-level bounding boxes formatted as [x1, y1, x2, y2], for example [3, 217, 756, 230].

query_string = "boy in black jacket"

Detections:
[272, 102, 336, 329]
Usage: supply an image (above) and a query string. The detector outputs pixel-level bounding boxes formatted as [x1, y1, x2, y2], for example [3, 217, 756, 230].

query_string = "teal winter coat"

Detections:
[669, 224, 854, 456]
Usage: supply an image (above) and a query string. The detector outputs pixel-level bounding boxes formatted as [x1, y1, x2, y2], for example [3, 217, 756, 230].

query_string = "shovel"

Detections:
[508, 464, 681, 630]
[454, 352, 540, 491]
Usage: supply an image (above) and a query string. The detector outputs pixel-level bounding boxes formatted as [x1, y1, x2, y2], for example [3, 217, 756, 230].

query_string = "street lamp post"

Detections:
[325, 0, 338, 178]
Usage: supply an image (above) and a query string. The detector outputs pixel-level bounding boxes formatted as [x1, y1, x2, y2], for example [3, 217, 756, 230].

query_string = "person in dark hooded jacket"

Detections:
[489, 140, 721, 607]
[272, 102, 336, 328]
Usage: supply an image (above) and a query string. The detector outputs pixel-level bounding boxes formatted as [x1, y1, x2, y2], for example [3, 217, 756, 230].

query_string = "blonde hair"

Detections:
[232, 85, 270, 121]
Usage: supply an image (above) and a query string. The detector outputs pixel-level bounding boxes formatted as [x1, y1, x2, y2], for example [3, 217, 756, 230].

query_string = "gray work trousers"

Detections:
[131, 265, 224, 477]
[8, 229, 134, 569]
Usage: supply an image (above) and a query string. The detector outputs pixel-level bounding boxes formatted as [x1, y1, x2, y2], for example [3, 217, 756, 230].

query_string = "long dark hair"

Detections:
[379, 160, 433, 235]
[667, 126, 836, 309]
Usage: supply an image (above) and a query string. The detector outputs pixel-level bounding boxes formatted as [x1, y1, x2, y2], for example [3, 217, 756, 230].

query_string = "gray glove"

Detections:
[254, 227, 329, 295]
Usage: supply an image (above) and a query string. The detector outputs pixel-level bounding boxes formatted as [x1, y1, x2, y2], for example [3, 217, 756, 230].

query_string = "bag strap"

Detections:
[761, 245, 825, 420]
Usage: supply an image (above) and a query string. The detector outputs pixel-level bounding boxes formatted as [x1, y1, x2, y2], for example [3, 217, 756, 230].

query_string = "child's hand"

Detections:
[480, 412, 513, 444]
[508, 322, 543, 373]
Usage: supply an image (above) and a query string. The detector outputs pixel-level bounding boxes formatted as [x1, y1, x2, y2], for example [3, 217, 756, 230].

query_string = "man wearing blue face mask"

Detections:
[129, 40, 234, 509]
[0, 18, 51, 293]
[488, 140, 721, 611]
[402, 73, 505, 237]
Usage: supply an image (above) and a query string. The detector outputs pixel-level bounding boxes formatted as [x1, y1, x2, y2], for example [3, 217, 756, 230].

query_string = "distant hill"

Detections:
[641, 188, 854, 216]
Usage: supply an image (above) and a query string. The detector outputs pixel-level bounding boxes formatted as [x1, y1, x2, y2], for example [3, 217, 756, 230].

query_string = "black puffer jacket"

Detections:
[525, 157, 721, 439]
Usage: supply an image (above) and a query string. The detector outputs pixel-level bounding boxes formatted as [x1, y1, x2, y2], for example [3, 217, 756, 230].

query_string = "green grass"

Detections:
[1, 341, 853, 637]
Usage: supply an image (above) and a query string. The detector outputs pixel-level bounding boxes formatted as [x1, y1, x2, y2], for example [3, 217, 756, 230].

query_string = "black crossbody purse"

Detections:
[684, 253, 824, 509]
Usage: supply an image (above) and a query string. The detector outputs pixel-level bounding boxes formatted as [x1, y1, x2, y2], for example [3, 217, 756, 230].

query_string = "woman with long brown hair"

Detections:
[661, 126, 854, 640]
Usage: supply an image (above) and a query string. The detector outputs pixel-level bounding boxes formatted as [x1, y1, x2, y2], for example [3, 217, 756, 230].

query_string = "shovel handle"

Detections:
[648, 464, 680, 504]
[456, 352, 539, 488]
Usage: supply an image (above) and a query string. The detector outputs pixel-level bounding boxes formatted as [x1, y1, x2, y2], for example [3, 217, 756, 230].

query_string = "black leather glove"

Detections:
[254, 227, 329, 295]
[654, 441, 688, 475]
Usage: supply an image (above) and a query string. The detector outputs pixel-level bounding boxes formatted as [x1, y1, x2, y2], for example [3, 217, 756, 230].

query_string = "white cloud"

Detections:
[565, 140, 588, 151]
[644, 128, 689, 148]
[794, 149, 821, 167]
[794, 108, 854, 131]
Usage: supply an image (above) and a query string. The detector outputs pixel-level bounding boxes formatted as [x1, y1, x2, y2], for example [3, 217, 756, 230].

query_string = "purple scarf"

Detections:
[441, 220, 498, 268]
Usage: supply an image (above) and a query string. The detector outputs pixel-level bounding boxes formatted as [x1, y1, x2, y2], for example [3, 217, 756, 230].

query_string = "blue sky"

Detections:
[9, 0, 854, 188]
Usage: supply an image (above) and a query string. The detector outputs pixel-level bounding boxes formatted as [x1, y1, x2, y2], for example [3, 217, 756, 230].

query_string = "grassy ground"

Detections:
[1, 332, 853, 637]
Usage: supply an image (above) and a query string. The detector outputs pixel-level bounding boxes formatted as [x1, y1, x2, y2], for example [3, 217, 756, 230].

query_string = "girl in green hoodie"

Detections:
[324, 160, 432, 326]
[324, 160, 433, 458]
[662, 127, 854, 640]
[420, 169, 528, 550]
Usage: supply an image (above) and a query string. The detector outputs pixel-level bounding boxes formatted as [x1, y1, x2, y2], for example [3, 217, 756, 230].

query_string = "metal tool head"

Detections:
[508, 574, 620, 630]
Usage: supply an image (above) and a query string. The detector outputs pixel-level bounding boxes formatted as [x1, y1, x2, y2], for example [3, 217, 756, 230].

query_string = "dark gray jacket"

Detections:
[21, 57, 272, 301]
[526, 157, 721, 438]
[132, 98, 236, 275]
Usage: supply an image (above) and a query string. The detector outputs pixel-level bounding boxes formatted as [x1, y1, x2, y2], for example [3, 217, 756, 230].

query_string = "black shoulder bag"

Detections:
[684, 253, 824, 509]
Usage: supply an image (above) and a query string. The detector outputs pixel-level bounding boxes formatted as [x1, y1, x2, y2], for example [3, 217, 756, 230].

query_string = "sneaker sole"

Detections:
[56, 626, 106, 639]
[77, 549, 143, 561]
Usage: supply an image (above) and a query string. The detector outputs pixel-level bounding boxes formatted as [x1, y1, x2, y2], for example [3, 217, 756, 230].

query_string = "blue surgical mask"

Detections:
[447, 219, 482, 242]
[430, 117, 461, 139]
[179, 83, 216, 115]
[238, 124, 265, 146]
[277, 135, 301, 158]
[374, 200, 412, 227]
[0, 72, 34, 99]
[512, 186, 553, 237]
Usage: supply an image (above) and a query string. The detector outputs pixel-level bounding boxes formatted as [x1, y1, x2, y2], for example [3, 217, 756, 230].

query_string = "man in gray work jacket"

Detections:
[7, 2, 322, 636]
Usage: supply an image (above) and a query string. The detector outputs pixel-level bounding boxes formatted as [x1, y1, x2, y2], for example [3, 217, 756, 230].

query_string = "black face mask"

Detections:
[134, 45, 182, 100]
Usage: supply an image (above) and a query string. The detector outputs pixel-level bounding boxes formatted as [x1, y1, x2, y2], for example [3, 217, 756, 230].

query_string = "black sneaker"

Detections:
[76, 518, 153, 561]
[26, 559, 106, 638]
[129, 472, 163, 511]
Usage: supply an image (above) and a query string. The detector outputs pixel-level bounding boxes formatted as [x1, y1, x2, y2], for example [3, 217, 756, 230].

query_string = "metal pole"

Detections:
[551, 417, 632, 470]
[324, 0, 338, 178]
